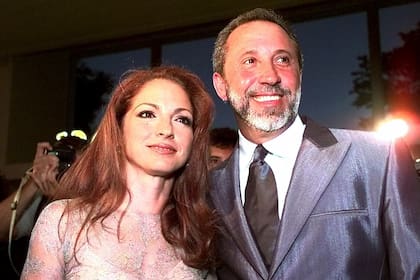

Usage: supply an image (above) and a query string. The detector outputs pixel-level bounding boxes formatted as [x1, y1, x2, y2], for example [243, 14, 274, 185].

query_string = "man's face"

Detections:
[208, 146, 234, 170]
[213, 20, 302, 137]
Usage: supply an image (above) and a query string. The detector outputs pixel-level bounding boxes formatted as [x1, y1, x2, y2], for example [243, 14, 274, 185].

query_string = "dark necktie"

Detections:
[244, 144, 279, 268]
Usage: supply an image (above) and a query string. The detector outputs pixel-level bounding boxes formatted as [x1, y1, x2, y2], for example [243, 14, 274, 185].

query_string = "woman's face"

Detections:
[122, 78, 194, 177]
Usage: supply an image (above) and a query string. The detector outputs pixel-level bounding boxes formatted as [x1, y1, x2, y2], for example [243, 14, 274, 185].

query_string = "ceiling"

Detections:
[0, 0, 417, 57]
[0, 0, 306, 57]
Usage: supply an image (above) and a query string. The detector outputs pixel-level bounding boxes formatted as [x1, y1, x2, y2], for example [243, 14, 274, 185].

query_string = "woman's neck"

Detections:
[122, 168, 174, 215]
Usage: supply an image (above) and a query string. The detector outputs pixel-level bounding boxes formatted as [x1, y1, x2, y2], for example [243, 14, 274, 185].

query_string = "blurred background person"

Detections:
[0, 131, 88, 279]
[208, 127, 238, 170]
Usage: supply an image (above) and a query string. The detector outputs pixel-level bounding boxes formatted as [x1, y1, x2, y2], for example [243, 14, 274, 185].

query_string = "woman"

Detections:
[21, 66, 217, 279]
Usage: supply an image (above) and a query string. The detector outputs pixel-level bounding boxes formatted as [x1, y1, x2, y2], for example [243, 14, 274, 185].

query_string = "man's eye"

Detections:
[209, 157, 221, 168]
[276, 56, 290, 65]
[176, 116, 193, 126]
[244, 58, 255, 65]
[210, 158, 220, 164]
[138, 111, 155, 118]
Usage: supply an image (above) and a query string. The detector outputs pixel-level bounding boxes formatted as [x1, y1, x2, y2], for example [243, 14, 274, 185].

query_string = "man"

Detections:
[209, 8, 420, 279]
[208, 127, 238, 170]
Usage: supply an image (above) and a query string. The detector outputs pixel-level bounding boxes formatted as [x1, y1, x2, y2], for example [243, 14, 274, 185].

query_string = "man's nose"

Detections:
[258, 62, 281, 85]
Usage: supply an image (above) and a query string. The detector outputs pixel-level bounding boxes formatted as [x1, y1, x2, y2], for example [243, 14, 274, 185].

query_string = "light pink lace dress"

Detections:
[21, 200, 213, 279]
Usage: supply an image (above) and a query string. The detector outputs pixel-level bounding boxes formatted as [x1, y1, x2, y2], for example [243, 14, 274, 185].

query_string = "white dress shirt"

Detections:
[239, 116, 306, 218]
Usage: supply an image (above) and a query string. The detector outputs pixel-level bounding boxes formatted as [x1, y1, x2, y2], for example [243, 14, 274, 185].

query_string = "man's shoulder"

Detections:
[330, 127, 386, 142]
[329, 128, 394, 157]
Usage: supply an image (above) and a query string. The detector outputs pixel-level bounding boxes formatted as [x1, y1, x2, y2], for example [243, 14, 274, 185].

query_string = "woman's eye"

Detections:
[138, 111, 155, 118]
[176, 116, 193, 126]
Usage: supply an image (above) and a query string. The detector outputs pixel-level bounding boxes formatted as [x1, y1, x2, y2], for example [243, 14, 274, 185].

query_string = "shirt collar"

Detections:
[239, 116, 306, 164]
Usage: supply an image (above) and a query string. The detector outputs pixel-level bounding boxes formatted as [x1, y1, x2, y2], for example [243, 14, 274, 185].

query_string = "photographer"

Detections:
[0, 142, 59, 241]
[0, 131, 87, 278]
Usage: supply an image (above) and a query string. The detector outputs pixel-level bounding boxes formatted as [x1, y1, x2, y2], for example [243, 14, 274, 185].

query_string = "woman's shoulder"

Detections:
[37, 198, 82, 224]
[166, 262, 215, 280]
[34, 198, 85, 242]
[41, 199, 73, 215]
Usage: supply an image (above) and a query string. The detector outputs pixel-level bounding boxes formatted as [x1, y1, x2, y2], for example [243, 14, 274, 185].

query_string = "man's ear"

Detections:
[212, 72, 228, 102]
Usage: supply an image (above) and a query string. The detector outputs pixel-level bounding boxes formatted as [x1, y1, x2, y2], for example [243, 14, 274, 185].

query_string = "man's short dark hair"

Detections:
[210, 127, 238, 149]
[212, 8, 303, 76]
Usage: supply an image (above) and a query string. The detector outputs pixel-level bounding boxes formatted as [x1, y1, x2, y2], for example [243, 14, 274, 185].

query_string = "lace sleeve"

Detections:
[20, 200, 67, 279]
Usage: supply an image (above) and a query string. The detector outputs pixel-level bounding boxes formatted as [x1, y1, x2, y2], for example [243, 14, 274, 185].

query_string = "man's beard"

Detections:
[226, 84, 301, 132]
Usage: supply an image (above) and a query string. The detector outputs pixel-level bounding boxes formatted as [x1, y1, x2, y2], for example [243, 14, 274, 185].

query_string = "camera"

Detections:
[47, 141, 76, 175]
[46, 130, 88, 177]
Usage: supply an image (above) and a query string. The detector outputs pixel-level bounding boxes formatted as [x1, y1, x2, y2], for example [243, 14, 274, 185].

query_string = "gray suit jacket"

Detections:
[209, 119, 420, 279]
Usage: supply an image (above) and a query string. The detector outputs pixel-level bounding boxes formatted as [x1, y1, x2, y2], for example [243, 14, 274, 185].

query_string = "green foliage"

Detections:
[350, 22, 420, 128]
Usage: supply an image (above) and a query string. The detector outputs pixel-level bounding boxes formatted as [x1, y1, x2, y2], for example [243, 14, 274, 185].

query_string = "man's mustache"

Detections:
[247, 84, 291, 97]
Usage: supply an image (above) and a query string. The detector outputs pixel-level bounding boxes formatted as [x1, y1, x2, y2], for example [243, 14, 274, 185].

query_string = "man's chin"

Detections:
[247, 115, 292, 132]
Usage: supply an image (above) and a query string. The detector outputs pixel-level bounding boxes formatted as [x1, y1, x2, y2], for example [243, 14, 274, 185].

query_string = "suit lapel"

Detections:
[270, 119, 351, 276]
[210, 148, 268, 279]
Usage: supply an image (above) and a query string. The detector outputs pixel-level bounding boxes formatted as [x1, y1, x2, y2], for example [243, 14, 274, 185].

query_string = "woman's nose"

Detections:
[156, 119, 174, 137]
